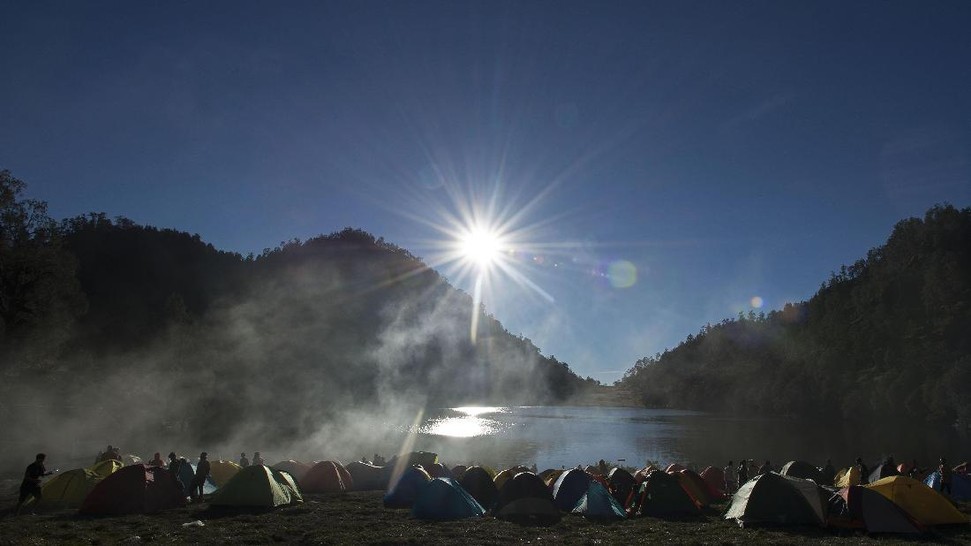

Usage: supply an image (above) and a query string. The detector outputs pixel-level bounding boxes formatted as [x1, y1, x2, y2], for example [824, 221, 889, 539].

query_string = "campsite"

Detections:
[4, 2, 971, 544]
[3, 451, 970, 545]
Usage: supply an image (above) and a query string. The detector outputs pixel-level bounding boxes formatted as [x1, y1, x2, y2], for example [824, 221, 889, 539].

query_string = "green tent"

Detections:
[634, 470, 699, 517]
[209, 465, 303, 508]
[572, 481, 627, 520]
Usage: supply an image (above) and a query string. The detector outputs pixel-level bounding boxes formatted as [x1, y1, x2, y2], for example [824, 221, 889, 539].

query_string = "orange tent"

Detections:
[301, 461, 348, 493]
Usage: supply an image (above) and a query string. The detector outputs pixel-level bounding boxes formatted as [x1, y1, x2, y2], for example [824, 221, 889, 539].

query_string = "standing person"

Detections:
[724, 460, 737, 494]
[252, 452, 264, 466]
[167, 452, 180, 473]
[16, 454, 55, 514]
[148, 452, 165, 467]
[908, 459, 922, 479]
[737, 459, 749, 486]
[856, 458, 869, 485]
[939, 458, 952, 495]
[239, 452, 249, 468]
[191, 452, 211, 501]
[820, 459, 836, 486]
[757, 460, 772, 475]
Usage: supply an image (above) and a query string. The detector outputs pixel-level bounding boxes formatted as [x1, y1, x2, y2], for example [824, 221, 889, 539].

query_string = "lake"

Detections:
[389, 405, 971, 471]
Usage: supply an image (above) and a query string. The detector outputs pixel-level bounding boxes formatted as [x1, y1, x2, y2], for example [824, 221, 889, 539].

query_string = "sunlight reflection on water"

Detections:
[417, 406, 509, 438]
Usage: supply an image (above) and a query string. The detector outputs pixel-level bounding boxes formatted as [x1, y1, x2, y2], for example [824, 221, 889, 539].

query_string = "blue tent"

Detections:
[383, 466, 431, 508]
[924, 471, 971, 501]
[175, 462, 217, 496]
[412, 478, 485, 520]
[572, 481, 626, 520]
[552, 469, 592, 512]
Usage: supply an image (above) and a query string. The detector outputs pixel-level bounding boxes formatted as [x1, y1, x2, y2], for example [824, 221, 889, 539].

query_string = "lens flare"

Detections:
[607, 260, 637, 288]
[750, 296, 764, 308]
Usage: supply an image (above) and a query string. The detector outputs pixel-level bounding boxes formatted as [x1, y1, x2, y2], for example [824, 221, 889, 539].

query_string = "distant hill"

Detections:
[619, 204, 971, 425]
[0, 170, 591, 452]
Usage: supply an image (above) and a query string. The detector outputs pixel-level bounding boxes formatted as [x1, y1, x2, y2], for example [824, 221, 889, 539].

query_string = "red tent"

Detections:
[79, 464, 184, 515]
[301, 461, 348, 493]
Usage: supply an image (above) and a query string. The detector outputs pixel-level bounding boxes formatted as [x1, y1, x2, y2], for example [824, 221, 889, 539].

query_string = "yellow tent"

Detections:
[494, 466, 529, 491]
[88, 459, 124, 479]
[867, 475, 969, 526]
[29, 468, 103, 508]
[834, 466, 860, 488]
[541, 469, 564, 487]
[210, 460, 242, 487]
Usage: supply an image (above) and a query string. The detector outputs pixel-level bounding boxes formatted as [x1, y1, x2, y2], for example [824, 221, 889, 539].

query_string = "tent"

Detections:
[924, 471, 971, 501]
[459, 466, 499, 511]
[28, 468, 103, 509]
[334, 460, 354, 490]
[724, 472, 827, 527]
[79, 464, 185, 515]
[209, 460, 242, 487]
[867, 475, 969, 526]
[552, 469, 592, 512]
[121, 454, 142, 466]
[836, 486, 923, 534]
[450, 465, 468, 481]
[383, 466, 431, 508]
[700, 466, 726, 496]
[272, 460, 312, 482]
[209, 465, 303, 509]
[835, 466, 861, 488]
[495, 472, 559, 520]
[540, 469, 563, 486]
[571, 481, 626, 520]
[411, 477, 485, 520]
[424, 463, 451, 479]
[345, 461, 385, 491]
[780, 461, 821, 482]
[632, 470, 699, 517]
[868, 463, 899, 484]
[675, 469, 713, 507]
[88, 459, 123, 479]
[494, 466, 529, 491]
[607, 467, 637, 508]
[301, 461, 349, 494]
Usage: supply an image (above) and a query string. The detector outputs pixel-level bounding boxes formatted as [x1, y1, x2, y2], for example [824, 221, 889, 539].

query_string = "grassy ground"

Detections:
[2, 492, 970, 545]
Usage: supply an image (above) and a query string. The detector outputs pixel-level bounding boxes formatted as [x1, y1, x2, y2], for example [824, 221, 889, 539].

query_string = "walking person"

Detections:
[16, 454, 55, 514]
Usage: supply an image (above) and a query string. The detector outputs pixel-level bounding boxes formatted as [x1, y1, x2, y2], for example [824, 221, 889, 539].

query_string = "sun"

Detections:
[460, 228, 504, 268]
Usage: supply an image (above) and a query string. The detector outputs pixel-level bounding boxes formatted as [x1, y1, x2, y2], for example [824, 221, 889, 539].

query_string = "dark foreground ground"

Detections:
[1, 492, 970, 545]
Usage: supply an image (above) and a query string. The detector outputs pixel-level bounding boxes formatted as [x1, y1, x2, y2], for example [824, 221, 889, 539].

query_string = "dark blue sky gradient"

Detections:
[3, 1, 969, 380]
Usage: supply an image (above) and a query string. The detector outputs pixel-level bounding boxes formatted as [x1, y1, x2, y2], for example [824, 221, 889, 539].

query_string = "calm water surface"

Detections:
[395, 406, 971, 471]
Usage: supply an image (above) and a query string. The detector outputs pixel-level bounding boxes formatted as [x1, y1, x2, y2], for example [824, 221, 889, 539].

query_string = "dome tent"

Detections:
[411, 477, 485, 521]
[79, 464, 184, 515]
[724, 472, 827, 527]
[209, 465, 302, 509]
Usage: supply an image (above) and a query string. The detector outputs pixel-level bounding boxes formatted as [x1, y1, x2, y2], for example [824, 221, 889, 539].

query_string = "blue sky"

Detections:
[2, 1, 969, 382]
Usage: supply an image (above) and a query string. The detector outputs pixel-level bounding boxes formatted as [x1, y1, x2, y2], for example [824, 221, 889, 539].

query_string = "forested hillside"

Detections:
[620, 204, 971, 425]
[0, 170, 591, 452]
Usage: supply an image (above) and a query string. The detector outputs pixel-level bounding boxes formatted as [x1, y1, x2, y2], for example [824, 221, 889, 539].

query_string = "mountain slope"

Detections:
[619, 204, 971, 424]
